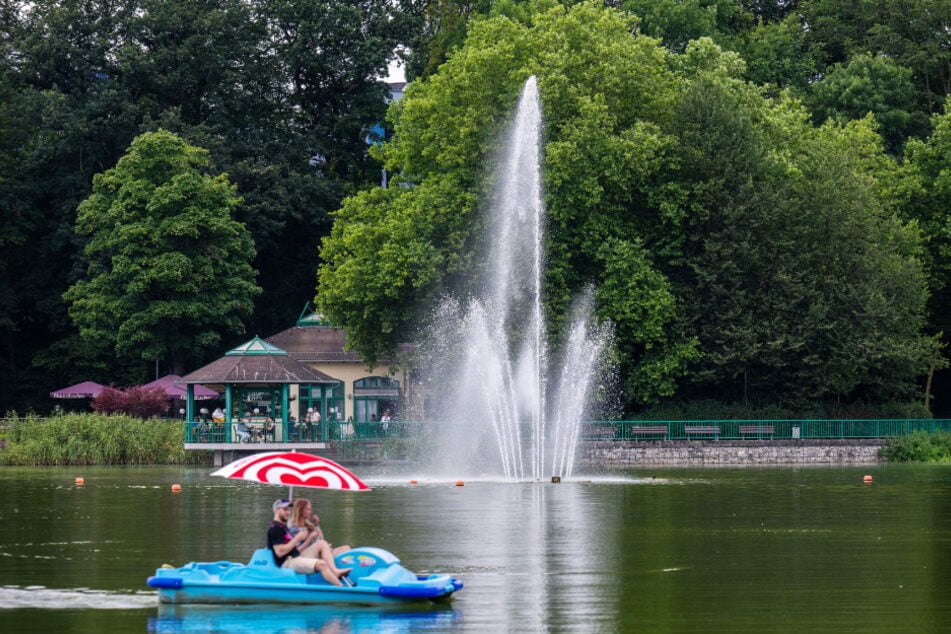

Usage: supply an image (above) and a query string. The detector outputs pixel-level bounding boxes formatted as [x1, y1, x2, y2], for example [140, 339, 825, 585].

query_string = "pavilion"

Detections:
[179, 336, 338, 444]
[265, 306, 413, 425]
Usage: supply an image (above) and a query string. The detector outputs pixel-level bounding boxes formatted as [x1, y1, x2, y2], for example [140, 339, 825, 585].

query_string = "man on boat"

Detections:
[266, 499, 351, 586]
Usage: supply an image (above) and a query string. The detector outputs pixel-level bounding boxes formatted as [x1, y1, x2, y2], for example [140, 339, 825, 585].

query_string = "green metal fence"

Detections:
[580, 419, 951, 441]
[181, 420, 424, 444]
[179, 418, 951, 445]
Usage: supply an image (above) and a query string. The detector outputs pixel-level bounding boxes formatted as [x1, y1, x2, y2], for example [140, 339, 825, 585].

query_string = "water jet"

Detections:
[422, 76, 610, 482]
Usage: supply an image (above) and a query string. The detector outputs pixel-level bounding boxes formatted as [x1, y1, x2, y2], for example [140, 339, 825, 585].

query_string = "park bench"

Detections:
[627, 425, 668, 440]
[739, 425, 775, 438]
[684, 425, 720, 439]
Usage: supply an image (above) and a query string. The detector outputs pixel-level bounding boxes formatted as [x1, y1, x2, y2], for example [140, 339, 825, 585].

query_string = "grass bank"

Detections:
[0, 412, 208, 466]
[880, 430, 951, 463]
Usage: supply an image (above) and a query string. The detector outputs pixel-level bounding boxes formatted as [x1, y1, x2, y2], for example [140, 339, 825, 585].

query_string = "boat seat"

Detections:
[247, 548, 281, 569]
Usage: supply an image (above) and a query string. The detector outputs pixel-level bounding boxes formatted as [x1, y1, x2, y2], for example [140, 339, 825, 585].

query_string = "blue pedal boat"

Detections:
[147, 547, 463, 605]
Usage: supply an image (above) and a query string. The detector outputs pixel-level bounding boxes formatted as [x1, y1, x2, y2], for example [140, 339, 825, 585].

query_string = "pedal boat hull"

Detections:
[147, 547, 463, 605]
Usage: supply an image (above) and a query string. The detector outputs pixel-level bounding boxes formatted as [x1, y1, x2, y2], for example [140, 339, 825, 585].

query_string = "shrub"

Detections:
[92, 386, 170, 419]
[880, 430, 951, 462]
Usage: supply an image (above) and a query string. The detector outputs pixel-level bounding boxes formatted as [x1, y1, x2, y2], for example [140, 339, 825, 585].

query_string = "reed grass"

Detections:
[0, 412, 208, 466]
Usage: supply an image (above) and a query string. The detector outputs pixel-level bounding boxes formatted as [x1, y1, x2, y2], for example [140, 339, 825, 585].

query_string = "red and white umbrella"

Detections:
[211, 451, 370, 499]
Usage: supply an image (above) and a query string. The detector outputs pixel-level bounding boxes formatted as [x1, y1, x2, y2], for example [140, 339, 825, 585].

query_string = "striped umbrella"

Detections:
[211, 451, 370, 499]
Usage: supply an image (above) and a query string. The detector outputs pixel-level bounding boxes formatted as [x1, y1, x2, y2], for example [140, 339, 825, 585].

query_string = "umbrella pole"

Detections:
[289, 485, 294, 502]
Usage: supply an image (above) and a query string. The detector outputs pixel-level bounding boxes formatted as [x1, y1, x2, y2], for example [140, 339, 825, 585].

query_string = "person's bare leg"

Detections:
[301, 540, 351, 578]
[314, 560, 342, 586]
[318, 540, 351, 577]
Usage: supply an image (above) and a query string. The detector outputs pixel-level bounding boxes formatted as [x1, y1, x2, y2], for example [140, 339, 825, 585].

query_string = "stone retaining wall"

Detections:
[578, 439, 885, 466]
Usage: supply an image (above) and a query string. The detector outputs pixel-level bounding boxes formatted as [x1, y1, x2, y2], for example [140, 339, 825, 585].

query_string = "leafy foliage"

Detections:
[2, 0, 950, 417]
[880, 430, 951, 463]
[319, 3, 936, 411]
[320, 2, 701, 405]
[0, 0, 416, 411]
[92, 385, 171, 419]
[902, 104, 951, 338]
[808, 53, 925, 152]
[65, 131, 261, 373]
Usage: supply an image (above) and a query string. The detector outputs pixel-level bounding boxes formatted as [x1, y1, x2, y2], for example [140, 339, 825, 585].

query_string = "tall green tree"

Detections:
[660, 40, 936, 405]
[1, 0, 420, 410]
[319, 3, 701, 405]
[902, 103, 951, 339]
[808, 53, 924, 153]
[320, 2, 936, 410]
[0, 0, 141, 408]
[801, 0, 950, 118]
[65, 130, 260, 374]
[621, 0, 751, 52]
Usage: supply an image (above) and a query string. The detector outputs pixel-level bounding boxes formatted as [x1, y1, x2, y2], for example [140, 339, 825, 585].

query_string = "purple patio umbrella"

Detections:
[49, 381, 106, 399]
[143, 374, 218, 400]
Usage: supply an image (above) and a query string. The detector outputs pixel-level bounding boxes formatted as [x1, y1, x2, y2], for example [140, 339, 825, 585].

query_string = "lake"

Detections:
[0, 464, 948, 632]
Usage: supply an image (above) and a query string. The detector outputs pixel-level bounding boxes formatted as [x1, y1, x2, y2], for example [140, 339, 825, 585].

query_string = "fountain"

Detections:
[421, 76, 611, 481]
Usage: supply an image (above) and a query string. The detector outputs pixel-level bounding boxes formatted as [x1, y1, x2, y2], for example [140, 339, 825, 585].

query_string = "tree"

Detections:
[65, 130, 260, 374]
[808, 53, 923, 154]
[621, 0, 752, 52]
[319, 3, 936, 410]
[0, 0, 143, 410]
[801, 0, 950, 122]
[0, 0, 421, 411]
[319, 2, 701, 404]
[402, 0, 492, 80]
[737, 14, 815, 91]
[902, 104, 951, 339]
[661, 43, 936, 405]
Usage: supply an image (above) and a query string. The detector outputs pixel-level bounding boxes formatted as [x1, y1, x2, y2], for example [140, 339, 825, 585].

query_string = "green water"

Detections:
[0, 465, 948, 632]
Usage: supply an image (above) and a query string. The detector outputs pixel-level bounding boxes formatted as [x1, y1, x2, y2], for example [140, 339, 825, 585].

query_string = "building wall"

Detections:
[298, 362, 410, 422]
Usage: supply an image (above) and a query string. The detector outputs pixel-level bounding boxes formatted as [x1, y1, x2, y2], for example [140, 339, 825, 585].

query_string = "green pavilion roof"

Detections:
[297, 312, 331, 327]
[225, 336, 288, 356]
[296, 301, 336, 328]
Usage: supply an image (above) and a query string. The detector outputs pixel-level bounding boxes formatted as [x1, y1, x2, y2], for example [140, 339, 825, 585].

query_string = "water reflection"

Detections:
[147, 604, 462, 634]
[1, 466, 950, 632]
[0, 585, 155, 610]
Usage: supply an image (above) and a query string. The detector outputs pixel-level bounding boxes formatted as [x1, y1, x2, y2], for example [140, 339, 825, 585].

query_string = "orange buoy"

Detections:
[171, 484, 182, 492]
[409, 479, 418, 484]
[75, 477, 84, 486]
[863, 475, 873, 483]
[455, 480, 464, 487]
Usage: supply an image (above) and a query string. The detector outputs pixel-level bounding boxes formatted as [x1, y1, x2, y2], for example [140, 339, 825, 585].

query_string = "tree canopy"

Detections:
[0, 0, 417, 410]
[1, 0, 949, 415]
[65, 130, 260, 374]
[318, 1, 938, 410]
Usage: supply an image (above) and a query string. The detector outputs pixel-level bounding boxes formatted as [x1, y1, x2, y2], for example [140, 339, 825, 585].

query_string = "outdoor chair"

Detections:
[235, 423, 251, 443]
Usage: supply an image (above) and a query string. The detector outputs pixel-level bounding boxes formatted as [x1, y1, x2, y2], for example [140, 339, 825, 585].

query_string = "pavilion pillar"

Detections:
[225, 385, 233, 442]
[186, 384, 195, 422]
[281, 384, 289, 424]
